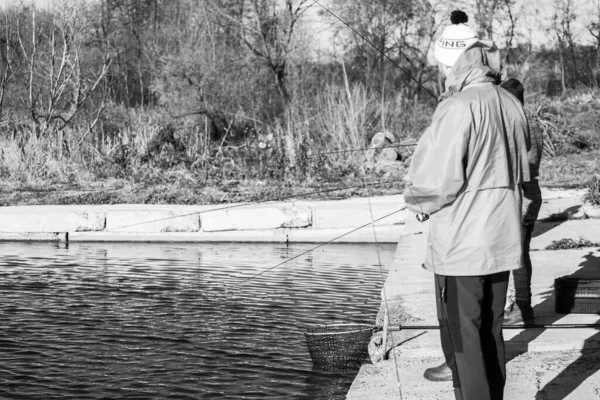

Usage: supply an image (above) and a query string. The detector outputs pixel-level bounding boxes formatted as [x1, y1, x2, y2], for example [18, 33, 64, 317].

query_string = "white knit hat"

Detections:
[434, 11, 479, 67]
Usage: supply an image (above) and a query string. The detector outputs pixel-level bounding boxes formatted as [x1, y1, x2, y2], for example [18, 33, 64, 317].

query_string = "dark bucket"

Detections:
[555, 277, 600, 314]
[304, 324, 374, 370]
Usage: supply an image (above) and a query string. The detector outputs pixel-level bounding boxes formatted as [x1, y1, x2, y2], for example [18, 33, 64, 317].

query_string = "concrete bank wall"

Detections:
[0, 196, 407, 243]
[0, 188, 586, 244]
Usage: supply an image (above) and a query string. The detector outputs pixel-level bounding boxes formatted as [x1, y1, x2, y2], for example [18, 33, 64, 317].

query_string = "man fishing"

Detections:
[403, 10, 531, 400]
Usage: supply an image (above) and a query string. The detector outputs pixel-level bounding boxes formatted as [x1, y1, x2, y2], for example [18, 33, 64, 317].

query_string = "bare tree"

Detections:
[395, 0, 447, 92]
[552, 0, 580, 91]
[215, 0, 312, 104]
[17, 1, 111, 136]
[0, 7, 23, 123]
[589, 0, 600, 86]
[499, 0, 518, 65]
[475, 0, 501, 39]
[330, 0, 445, 95]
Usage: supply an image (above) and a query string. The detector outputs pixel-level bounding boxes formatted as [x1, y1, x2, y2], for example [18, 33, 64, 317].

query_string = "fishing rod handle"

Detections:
[385, 324, 600, 331]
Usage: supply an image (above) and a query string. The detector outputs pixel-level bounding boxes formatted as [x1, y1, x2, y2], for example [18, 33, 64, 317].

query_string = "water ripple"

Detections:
[0, 241, 394, 399]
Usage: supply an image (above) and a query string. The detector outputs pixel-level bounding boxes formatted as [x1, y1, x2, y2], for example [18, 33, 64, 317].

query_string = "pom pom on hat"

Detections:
[435, 10, 478, 67]
[450, 10, 468, 25]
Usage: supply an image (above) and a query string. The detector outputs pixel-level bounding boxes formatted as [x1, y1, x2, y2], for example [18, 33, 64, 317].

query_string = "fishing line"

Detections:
[345, 33, 403, 386]
[210, 143, 418, 159]
[359, 27, 403, 398]
[311, 0, 429, 218]
[312, 0, 438, 101]
[106, 179, 405, 231]
[311, 2, 435, 395]
[102, 1, 431, 388]
[96, 5, 429, 234]
[226, 207, 406, 290]
[361, 166, 404, 399]
[306, 143, 417, 158]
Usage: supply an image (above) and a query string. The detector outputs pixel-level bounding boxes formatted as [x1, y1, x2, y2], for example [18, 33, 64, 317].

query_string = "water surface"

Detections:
[0, 241, 395, 399]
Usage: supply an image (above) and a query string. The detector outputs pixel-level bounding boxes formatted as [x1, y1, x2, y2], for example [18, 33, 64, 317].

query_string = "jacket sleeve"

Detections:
[403, 99, 471, 215]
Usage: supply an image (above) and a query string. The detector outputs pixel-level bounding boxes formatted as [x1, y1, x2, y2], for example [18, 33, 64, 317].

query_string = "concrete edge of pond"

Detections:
[0, 188, 585, 244]
[0, 195, 407, 243]
[63, 225, 405, 243]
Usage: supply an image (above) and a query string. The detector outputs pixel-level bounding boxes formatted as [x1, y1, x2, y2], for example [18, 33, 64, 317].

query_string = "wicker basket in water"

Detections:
[304, 324, 374, 370]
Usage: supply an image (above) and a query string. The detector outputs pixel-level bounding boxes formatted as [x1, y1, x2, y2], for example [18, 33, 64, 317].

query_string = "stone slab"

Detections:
[105, 210, 200, 233]
[382, 233, 429, 300]
[0, 196, 405, 239]
[0, 192, 587, 247]
[310, 197, 406, 229]
[0, 209, 105, 232]
[287, 225, 404, 243]
[201, 205, 311, 232]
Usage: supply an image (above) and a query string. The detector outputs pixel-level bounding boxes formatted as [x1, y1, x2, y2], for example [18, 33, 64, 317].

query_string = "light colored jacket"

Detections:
[404, 44, 531, 276]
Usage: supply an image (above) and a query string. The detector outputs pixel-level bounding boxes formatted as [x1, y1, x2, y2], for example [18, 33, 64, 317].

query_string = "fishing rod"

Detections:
[386, 323, 600, 331]
[306, 143, 417, 158]
[216, 143, 418, 159]
[360, 150, 404, 398]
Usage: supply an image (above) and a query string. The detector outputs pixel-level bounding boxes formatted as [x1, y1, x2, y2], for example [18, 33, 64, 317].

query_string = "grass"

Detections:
[0, 179, 406, 206]
[582, 176, 600, 205]
[539, 151, 600, 189]
[0, 82, 423, 206]
[0, 85, 597, 206]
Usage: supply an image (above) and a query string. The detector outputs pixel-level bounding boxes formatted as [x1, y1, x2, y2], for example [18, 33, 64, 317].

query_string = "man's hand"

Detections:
[416, 213, 430, 223]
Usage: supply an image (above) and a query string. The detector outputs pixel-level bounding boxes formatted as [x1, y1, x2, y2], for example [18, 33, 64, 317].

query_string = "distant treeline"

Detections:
[0, 0, 598, 184]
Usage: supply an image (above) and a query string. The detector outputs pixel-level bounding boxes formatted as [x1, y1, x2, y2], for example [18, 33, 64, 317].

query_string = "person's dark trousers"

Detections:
[513, 223, 535, 305]
[435, 271, 510, 400]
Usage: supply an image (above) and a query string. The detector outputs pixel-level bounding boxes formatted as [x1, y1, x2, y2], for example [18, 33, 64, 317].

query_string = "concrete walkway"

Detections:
[347, 188, 600, 400]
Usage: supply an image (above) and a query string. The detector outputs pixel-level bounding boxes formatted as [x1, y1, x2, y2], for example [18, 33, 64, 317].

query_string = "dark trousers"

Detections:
[513, 223, 535, 304]
[435, 272, 510, 400]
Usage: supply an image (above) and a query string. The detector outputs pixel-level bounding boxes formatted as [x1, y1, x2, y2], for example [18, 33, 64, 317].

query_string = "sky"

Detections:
[303, 0, 600, 61]
[1, 0, 52, 6]
[3, 0, 598, 54]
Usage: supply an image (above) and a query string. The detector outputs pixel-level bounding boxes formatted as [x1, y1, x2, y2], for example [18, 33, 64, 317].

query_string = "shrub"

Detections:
[582, 176, 600, 205]
[545, 237, 600, 250]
